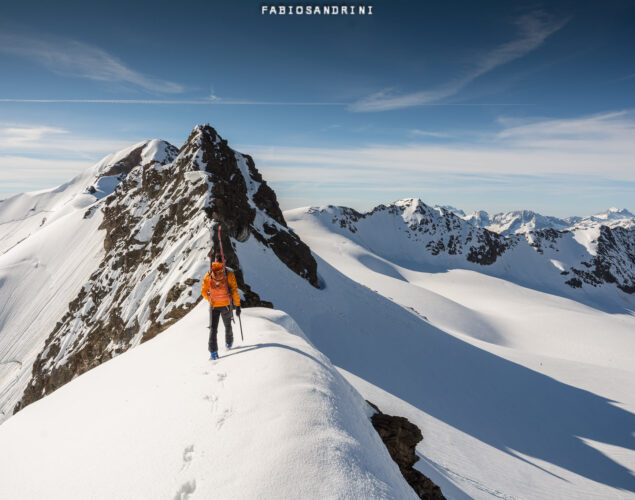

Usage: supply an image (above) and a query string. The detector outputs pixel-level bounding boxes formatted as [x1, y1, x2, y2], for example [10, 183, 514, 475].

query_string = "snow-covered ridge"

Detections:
[4, 124, 318, 419]
[302, 197, 634, 299]
[0, 305, 418, 499]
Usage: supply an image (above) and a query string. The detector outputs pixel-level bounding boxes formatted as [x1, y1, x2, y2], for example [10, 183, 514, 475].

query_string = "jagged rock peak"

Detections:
[173, 124, 317, 288]
[14, 124, 319, 414]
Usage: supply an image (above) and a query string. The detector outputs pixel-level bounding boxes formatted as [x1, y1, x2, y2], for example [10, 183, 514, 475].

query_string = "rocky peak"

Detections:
[175, 124, 317, 287]
[14, 124, 318, 414]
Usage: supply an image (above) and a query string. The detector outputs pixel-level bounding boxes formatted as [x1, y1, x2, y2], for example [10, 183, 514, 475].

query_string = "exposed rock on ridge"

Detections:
[178, 125, 318, 288]
[15, 125, 318, 413]
[310, 198, 516, 266]
[367, 401, 446, 500]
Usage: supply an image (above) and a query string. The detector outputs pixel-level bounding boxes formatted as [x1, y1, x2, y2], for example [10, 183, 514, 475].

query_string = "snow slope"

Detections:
[0, 304, 416, 500]
[0, 140, 179, 420]
[0, 140, 178, 419]
[0, 204, 104, 420]
[277, 206, 635, 499]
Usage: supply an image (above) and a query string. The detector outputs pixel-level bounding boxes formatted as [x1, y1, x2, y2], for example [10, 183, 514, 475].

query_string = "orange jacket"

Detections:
[201, 262, 241, 308]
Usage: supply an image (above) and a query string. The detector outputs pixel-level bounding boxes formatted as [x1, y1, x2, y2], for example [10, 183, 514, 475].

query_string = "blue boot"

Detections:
[210, 351, 219, 360]
[226, 343, 233, 349]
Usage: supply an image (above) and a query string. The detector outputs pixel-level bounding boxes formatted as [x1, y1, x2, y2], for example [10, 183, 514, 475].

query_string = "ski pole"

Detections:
[238, 313, 244, 341]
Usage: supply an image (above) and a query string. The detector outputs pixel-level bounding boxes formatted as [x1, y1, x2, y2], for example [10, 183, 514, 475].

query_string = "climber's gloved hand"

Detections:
[236, 306, 241, 317]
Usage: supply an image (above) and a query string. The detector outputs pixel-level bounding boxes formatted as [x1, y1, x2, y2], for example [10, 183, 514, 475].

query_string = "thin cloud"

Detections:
[0, 156, 93, 192]
[0, 124, 135, 156]
[0, 126, 67, 146]
[409, 129, 452, 139]
[350, 11, 567, 112]
[0, 33, 184, 94]
[0, 98, 347, 106]
[0, 124, 142, 193]
[250, 145, 634, 181]
[0, 98, 531, 106]
[245, 110, 635, 181]
[497, 110, 635, 152]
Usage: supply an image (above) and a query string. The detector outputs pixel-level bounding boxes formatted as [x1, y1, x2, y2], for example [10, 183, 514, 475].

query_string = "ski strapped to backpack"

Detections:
[217, 224, 234, 321]
[216, 223, 244, 341]
[208, 225, 214, 334]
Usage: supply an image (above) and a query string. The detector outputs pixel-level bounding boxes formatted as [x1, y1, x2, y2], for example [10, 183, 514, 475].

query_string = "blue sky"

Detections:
[0, 0, 634, 216]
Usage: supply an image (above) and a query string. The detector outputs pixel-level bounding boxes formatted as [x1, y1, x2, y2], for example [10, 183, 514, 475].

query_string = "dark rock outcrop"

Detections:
[566, 225, 634, 293]
[367, 401, 445, 500]
[312, 199, 515, 266]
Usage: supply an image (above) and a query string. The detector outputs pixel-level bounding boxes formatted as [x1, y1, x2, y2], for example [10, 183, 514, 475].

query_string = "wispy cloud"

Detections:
[0, 124, 143, 194]
[0, 124, 133, 156]
[496, 110, 635, 152]
[0, 156, 91, 185]
[409, 129, 452, 139]
[244, 110, 635, 183]
[0, 33, 184, 94]
[350, 11, 567, 112]
[247, 112, 635, 213]
[0, 98, 346, 106]
[0, 98, 526, 106]
[0, 126, 67, 146]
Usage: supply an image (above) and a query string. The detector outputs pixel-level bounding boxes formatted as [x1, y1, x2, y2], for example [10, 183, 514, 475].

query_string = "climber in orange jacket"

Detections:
[201, 253, 241, 359]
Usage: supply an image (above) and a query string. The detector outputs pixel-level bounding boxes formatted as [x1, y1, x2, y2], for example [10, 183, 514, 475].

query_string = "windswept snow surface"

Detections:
[0, 197, 105, 420]
[0, 304, 416, 500]
[275, 207, 635, 500]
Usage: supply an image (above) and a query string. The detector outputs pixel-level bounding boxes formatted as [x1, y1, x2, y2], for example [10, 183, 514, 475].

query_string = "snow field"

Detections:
[0, 304, 416, 500]
[282, 207, 635, 499]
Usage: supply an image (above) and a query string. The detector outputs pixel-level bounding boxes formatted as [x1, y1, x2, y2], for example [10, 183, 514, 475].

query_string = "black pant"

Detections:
[209, 306, 233, 352]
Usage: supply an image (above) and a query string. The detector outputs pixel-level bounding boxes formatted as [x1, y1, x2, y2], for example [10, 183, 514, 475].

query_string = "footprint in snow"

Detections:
[203, 394, 218, 413]
[179, 445, 194, 471]
[173, 479, 196, 500]
[182, 445, 194, 464]
[216, 408, 232, 430]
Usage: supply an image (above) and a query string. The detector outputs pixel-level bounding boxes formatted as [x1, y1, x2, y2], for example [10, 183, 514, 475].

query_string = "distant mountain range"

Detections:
[435, 206, 634, 235]
[300, 198, 634, 297]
